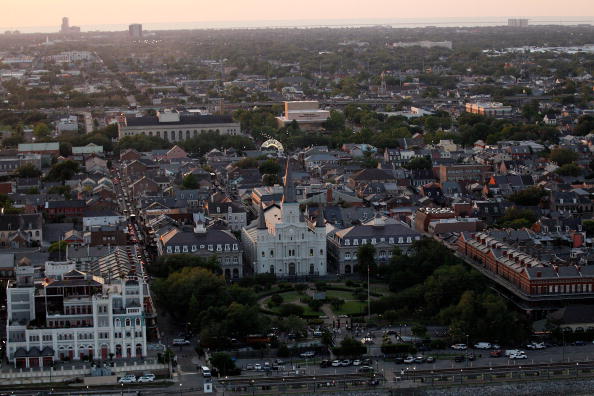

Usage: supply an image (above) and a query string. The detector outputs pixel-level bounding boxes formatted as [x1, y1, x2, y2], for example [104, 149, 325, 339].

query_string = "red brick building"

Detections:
[456, 232, 594, 298]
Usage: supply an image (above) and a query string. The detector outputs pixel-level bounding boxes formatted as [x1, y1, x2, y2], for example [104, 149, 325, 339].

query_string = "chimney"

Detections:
[326, 188, 333, 203]
[536, 271, 541, 278]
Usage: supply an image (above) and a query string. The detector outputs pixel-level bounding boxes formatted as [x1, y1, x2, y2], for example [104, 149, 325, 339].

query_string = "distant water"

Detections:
[4, 16, 594, 34]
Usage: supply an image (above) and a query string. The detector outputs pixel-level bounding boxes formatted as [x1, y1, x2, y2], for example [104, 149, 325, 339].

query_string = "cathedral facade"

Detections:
[242, 163, 327, 277]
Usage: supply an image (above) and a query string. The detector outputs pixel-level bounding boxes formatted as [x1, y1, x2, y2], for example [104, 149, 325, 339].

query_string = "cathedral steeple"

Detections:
[316, 205, 325, 227]
[281, 160, 297, 204]
[257, 202, 267, 229]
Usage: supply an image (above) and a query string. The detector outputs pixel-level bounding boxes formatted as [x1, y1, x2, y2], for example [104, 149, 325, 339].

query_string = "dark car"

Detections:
[454, 355, 465, 363]
[320, 360, 331, 368]
[394, 357, 405, 364]
[425, 356, 435, 363]
[573, 341, 586, 346]
[490, 350, 503, 358]
[466, 353, 476, 361]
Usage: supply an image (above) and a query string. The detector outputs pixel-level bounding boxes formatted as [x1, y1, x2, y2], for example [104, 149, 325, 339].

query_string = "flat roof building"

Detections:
[117, 109, 241, 142]
[276, 101, 330, 130]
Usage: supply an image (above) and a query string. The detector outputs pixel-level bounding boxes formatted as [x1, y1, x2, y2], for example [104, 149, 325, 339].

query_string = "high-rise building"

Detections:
[129, 24, 143, 38]
[60, 17, 69, 33]
[508, 19, 529, 27]
[60, 17, 80, 34]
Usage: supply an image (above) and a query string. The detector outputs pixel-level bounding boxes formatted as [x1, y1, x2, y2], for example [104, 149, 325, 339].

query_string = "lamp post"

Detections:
[179, 383, 183, 396]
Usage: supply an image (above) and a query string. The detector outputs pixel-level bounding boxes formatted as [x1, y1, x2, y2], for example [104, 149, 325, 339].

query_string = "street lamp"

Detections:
[179, 383, 183, 396]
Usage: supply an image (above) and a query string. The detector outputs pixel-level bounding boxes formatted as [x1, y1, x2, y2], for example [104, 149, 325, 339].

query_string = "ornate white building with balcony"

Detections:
[6, 260, 148, 368]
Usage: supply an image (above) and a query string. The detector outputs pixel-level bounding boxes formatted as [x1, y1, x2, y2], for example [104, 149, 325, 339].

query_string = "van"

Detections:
[201, 366, 211, 377]
[474, 342, 492, 350]
[504, 349, 521, 357]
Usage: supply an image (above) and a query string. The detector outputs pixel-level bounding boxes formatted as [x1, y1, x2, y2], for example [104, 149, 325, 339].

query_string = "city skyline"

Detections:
[1, 0, 594, 32]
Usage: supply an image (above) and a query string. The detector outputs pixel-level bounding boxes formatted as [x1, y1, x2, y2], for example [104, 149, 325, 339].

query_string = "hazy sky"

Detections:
[2, 0, 593, 29]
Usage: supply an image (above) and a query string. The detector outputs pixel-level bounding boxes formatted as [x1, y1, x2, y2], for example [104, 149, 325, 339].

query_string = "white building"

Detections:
[83, 209, 126, 231]
[242, 163, 327, 277]
[276, 101, 330, 130]
[6, 260, 148, 368]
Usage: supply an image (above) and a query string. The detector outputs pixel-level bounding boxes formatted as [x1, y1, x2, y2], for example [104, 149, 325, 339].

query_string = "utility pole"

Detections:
[367, 263, 371, 324]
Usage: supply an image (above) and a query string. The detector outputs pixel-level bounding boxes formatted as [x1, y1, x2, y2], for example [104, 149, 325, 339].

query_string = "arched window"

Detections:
[269, 265, 275, 274]
[135, 318, 141, 327]
[125, 319, 131, 327]
[115, 318, 121, 327]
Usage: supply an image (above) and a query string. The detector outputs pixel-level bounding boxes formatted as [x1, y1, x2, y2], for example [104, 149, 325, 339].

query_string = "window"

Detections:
[191, 245, 197, 252]
[174, 246, 180, 253]
[353, 239, 358, 246]
[345, 252, 351, 260]
[217, 244, 222, 251]
[371, 238, 376, 245]
[125, 319, 131, 327]
[182, 245, 188, 253]
[166, 246, 172, 254]
[233, 244, 238, 250]
[389, 237, 394, 244]
[208, 244, 213, 251]
[310, 249, 314, 256]
[225, 244, 230, 251]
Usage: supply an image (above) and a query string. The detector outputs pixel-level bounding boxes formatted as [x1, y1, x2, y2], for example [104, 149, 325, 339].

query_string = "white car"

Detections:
[353, 359, 361, 366]
[474, 342, 492, 349]
[331, 360, 341, 367]
[137, 374, 155, 383]
[403, 356, 415, 364]
[510, 353, 527, 360]
[451, 344, 467, 350]
[527, 342, 545, 350]
[254, 363, 262, 371]
[119, 375, 136, 384]
[300, 351, 315, 358]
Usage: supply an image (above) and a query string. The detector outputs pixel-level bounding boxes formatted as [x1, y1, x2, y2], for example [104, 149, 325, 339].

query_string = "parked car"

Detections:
[490, 350, 503, 358]
[510, 352, 527, 359]
[300, 351, 315, 358]
[331, 360, 341, 367]
[254, 363, 262, 371]
[341, 360, 352, 367]
[172, 339, 191, 346]
[414, 356, 425, 363]
[527, 342, 545, 350]
[137, 374, 155, 383]
[119, 375, 136, 384]
[454, 355, 465, 363]
[466, 353, 476, 361]
[573, 341, 586, 346]
[403, 356, 415, 364]
[319, 360, 331, 368]
[425, 356, 435, 363]
[474, 342, 492, 349]
[353, 359, 361, 366]
[451, 344, 467, 350]
[394, 357, 405, 364]
[246, 364, 254, 370]
[358, 366, 374, 373]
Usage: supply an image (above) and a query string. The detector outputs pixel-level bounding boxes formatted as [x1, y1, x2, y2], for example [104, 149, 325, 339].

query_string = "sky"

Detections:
[2, 0, 593, 30]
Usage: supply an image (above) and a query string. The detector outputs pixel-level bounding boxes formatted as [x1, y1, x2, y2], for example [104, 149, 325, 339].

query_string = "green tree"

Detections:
[507, 186, 547, 206]
[45, 160, 79, 182]
[404, 156, 432, 170]
[356, 243, 377, 275]
[556, 163, 582, 177]
[334, 337, 366, 358]
[181, 173, 199, 189]
[210, 352, 236, 376]
[15, 164, 41, 178]
[258, 159, 281, 175]
[549, 148, 578, 166]
[33, 122, 51, 139]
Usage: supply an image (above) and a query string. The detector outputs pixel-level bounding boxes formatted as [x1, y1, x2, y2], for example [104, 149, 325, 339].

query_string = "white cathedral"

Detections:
[242, 162, 327, 277]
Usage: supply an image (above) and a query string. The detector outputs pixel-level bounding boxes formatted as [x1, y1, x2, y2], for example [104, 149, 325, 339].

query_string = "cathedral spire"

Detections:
[257, 202, 267, 229]
[316, 205, 325, 227]
[282, 159, 297, 204]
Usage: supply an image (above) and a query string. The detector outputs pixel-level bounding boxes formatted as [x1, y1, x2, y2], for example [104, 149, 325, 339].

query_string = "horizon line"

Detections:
[2, 16, 594, 34]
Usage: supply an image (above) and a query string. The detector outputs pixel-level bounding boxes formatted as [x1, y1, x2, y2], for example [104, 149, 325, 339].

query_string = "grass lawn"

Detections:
[325, 290, 356, 300]
[261, 291, 323, 316]
[334, 300, 367, 316]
